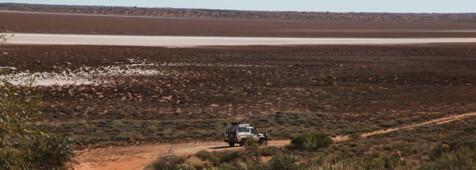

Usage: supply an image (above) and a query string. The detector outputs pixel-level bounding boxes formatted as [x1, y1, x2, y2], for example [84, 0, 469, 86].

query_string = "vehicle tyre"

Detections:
[229, 142, 235, 147]
[240, 139, 246, 146]
[258, 138, 264, 145]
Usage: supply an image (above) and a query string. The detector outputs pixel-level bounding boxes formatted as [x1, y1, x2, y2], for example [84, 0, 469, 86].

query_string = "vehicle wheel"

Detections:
[240, 139, 246, 146]
[258, 139, 264, 145]
[229, 142, 235, 147]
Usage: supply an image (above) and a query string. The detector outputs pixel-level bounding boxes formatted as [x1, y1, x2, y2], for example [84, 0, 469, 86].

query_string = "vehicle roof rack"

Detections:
[238, 124, 250, 127]
[231, 122, 241, 126]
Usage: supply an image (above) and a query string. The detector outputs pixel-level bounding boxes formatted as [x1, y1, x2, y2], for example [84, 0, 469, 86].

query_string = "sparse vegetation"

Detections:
[41, 111, 442, 147]
[145, 115, 476, 169]
[1, 28, 7, 44]
[145, 147, 190, 170]
[2, 45, 475, 123]
[244, 137, 261, 164]
[0, 27, 13, 55]
[286, 133, 333, 152]
[260, 153, 301, 170]
[0, 70, 76, 169]
[1, 32, 75, 168]
[419, 141, 476, 170]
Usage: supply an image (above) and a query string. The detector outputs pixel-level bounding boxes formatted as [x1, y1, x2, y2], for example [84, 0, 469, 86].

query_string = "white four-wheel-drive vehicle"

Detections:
[224, 122, 267, 147]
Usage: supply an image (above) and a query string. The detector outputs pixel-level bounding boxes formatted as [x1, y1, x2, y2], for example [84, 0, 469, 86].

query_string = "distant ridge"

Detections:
[1, 3, 476, 23]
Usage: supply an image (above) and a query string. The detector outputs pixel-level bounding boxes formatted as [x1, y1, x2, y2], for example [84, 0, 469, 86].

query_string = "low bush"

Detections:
[145, 155, 189, 170]
[185, 157, 207, 170]
[419, 141, 476, 170]
[260, 146, 280, 156]
[244, 136, 261, 164]
[28, 135, 76, 169]
[218, 150, 247, 163]
[286, 133, 333, 152]
[267, 153, 301, 170]
[195, 150, 214, 161]
[219, 162, 230, 170]
[0, 69, 76, 169]
[366, 155, 401, 169]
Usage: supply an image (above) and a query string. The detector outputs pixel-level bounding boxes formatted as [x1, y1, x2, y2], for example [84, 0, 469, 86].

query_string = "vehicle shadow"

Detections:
[209, 146, 239, 149]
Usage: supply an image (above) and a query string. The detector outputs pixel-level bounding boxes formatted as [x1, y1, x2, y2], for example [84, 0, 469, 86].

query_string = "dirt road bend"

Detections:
[75, 112, 476, 170]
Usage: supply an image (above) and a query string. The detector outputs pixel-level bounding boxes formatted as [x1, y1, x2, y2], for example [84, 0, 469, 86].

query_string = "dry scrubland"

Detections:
[2, 3, 476, 23]
[144, 116, 476, 169]
[1, 4, 476, 169]
[1, 44, 475, 148]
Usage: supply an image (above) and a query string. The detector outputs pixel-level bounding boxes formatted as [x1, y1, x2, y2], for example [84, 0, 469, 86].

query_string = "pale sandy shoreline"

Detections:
[7, 33, 476, 47]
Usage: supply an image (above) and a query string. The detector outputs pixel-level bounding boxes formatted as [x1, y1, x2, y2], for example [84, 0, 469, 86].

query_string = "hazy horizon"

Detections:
[0, 0, 475, 13]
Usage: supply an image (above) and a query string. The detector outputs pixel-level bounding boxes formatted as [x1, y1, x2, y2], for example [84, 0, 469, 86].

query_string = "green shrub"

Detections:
[195, 150, 214, 161]
[260, 146, 280, 156]
[28, 135, 76, 169]
[402, 150, 417, 157]
[427, 144, 451, 160]
[286, 133, 333, 152]
[367, 155, 401, 169]
[419, 141, 476, 170]
[244, 136, 261, 164]
[385, 155, 402, 168]
[185, 157, 207, 170]
[252, 153, 301, 170]
[463, 126, 474, 133]
[0, 69, 76, 169]
[370, 158, 386, 169]
[218, 151, 245, 163]
[146, 155, 189, 170]
[219, 162, 230, 170]
[267, 154, 301, 170]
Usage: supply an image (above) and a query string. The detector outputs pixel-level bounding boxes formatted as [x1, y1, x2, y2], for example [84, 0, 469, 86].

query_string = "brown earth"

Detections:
[2, 11, 476, 37]
[2, 44, 476, 122]
[74, 112, 476, 170]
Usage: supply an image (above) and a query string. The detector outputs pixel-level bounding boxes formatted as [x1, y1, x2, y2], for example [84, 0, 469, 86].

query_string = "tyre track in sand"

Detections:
[75, 112, 476, 170]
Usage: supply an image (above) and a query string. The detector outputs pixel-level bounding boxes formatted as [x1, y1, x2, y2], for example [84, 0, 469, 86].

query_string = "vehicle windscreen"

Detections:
[226, 127, 236, 133]
[251, 128, 257, 134]
[238, 127, 250, 132]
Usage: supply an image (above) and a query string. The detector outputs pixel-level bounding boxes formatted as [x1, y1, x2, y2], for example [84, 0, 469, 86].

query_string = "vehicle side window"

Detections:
[251, 128, 257, 134]
[238, 127, 250, 132]
[230, 127, 236, 133]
